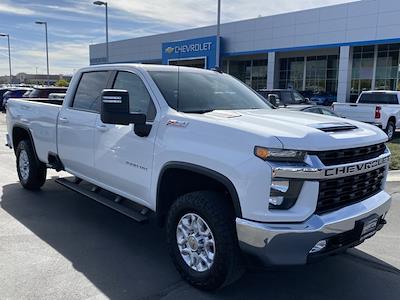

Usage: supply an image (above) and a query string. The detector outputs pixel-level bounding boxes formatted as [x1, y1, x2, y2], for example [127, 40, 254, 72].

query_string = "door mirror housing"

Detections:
[101, 89, 146, 125]
[101, 89, 151, 137]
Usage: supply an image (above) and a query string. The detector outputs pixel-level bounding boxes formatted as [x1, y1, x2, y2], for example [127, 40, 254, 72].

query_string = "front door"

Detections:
[93, 71, 158, 207]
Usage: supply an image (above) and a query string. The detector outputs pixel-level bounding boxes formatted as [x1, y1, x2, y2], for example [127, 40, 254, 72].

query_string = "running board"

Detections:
[55, 178, 148, 223]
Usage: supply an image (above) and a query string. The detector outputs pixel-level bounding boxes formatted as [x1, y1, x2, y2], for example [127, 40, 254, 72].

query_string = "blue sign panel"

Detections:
[162, 36, 218, 69]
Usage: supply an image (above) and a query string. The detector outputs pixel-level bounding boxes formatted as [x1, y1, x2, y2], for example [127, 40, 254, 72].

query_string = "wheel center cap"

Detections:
[187, 236, 198, 251]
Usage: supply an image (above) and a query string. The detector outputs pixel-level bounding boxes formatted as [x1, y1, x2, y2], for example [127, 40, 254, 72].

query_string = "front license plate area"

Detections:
[358, 215, 379, 241]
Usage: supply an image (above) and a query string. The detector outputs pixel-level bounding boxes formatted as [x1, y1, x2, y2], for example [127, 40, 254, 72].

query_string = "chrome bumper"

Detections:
[236, 190, 391, 265]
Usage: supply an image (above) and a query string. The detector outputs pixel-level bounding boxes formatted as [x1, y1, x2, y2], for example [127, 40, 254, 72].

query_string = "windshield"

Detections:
[149, 69, 271, 113]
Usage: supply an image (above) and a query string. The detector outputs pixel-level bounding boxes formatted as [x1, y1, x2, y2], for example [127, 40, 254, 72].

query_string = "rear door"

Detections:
[57, 71, 111, 178]
[93, 70, 158, 206]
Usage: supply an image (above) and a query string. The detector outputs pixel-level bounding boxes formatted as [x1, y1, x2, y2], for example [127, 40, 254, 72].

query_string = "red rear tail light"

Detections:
[375, 106, 381, 119]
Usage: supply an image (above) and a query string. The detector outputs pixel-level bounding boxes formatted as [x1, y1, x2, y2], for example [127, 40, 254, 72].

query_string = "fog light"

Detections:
[269, 179, 303, 210]
[309, 240, 327, 254]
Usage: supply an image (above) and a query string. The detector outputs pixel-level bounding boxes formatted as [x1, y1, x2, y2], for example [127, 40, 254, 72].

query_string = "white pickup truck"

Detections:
[6, 64, 392, 290]
[333, 90, 400, 140]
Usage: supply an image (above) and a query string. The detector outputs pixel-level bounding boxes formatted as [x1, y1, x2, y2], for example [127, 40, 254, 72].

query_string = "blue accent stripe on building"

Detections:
[222, 38, 400, 57]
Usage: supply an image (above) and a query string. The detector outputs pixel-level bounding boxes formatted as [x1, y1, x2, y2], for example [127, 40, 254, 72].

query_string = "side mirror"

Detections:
[268, 94, 280, 107]
[304, 97, 310, 103]
[101, 89, 151, 137]
[101, 89, 145, 125]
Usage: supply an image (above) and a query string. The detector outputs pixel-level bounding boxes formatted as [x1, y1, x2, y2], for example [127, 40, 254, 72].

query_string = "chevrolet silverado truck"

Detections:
[6, 64, 392, 290]
[332, 90, 400, 140]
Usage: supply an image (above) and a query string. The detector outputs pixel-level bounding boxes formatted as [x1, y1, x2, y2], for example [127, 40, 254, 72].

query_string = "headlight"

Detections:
[269, 179, 304, 209]
[254, 146, 306, 162]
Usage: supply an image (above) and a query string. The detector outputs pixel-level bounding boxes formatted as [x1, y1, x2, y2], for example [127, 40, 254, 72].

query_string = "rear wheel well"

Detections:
[156, 163, 242, 226]
[12, 127, 33, 154]
[388, 116, 396, 126]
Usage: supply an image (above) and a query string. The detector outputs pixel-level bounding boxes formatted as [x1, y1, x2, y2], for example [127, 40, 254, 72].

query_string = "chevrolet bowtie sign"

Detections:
[165, 47, 174, 54]
[164, 42, 213, 55]
[162, 36, 218, 69]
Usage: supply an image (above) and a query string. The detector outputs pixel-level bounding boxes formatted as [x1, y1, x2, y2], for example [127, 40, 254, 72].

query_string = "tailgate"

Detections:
[333, 103, 376, 123]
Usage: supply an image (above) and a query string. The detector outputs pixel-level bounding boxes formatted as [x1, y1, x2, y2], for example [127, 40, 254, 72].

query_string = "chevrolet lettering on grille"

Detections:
[324, 156, 390, 177]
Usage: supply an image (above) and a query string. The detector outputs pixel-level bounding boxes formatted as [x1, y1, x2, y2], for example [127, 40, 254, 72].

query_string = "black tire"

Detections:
[16, 139, 47, 190]
[166, 191, 243, 290]
[385, 121, 396, 141]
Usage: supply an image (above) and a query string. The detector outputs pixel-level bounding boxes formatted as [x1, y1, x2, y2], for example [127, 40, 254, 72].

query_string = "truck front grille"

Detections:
[317, 167, 386, 214]
[310, 143, 386, 166]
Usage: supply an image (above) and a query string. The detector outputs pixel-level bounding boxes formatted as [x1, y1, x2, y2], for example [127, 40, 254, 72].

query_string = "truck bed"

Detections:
[6, 99, 61, 163]
[333, 102, 377, 124]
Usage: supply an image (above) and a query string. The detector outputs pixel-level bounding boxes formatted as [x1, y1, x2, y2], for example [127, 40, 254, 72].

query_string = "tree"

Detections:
[55, 79, 69, 87]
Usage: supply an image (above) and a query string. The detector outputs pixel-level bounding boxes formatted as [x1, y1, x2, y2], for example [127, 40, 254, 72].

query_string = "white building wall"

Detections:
[91, 0, 400, 63]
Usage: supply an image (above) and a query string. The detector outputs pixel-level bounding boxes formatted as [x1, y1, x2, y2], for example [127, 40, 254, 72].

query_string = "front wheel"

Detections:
[16, 140, 47, 190]
[166, 191, 243, 290]
[385, 121, 396, 141]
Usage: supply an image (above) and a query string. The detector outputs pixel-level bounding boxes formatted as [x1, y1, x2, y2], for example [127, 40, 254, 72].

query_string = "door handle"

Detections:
[96, 124, 109, 132]
[59, 117, 69, 123]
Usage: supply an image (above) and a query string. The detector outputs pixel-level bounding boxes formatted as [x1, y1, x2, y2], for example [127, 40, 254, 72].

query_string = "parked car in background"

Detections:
[284, 105, 343, 117]
[1, 88, 32, 111]
[332, 90, 400, 140]
[257, 89, 313, 107]
[48, 93, 66, 101]
[0, 87, 12, 111]
[310, 92, 337, 106]
[24, 86, 68, 99]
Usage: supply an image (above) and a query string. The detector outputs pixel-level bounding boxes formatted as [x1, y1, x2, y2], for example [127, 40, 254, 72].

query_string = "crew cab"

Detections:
[332, 91, 400, 140]
[6, 64, 392, 290]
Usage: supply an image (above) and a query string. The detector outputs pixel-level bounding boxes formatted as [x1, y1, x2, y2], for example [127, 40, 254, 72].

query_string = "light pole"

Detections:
[93, 1, 109, 63]
[216, 0, 221, 68]
[0, 33, 12, 84]
[35, 21, 50, 86]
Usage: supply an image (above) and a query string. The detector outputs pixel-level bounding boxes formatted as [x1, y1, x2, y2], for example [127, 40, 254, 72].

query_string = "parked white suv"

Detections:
[6, 64, 392, 290]
[333, 91, 400, 140]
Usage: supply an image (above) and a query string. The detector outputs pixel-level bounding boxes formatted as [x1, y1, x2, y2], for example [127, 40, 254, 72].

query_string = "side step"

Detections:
[55, 178, 148, 223]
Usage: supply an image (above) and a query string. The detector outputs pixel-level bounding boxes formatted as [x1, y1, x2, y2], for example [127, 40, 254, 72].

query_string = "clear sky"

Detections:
[0, 0, 356, 76]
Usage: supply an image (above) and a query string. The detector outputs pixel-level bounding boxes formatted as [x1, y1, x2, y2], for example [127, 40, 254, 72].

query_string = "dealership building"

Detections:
[90, 0, 400, 102]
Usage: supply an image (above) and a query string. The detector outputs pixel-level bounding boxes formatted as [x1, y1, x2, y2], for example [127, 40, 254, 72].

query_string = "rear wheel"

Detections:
[166, 191, 243, 290]
[16, 140, 47, 190]
[385, 121, 396, 141]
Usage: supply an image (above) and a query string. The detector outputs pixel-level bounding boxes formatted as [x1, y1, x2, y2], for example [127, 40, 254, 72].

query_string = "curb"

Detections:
[387, 170, 400, 182]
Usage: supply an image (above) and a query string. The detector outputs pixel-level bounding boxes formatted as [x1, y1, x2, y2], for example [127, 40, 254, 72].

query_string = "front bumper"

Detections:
[236, 190, 391, 265]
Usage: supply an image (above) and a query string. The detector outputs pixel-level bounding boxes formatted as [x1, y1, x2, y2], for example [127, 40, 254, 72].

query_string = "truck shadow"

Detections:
[1, 179, 399, 300]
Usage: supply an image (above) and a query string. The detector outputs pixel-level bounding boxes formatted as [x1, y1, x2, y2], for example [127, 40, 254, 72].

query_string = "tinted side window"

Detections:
[73, 71, 109, 112]
[358, 93, 398, 104]
[112, 72, 156, 121]
[304, 107, 321, 114]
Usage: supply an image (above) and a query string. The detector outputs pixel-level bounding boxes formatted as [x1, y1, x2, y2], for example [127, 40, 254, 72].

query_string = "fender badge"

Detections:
[166, 120, 188, 127]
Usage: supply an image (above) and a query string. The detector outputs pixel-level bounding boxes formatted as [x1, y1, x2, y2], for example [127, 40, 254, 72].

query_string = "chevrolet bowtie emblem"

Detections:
[165, 47, 174, 54]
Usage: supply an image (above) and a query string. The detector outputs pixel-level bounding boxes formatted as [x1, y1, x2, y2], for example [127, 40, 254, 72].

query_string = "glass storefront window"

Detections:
[279, 55, 338, 94]
[305, 55, 338, 94]
[279, 57, 304, 90]
[228, 58, 267, 90]
[351, 46, 375, 100]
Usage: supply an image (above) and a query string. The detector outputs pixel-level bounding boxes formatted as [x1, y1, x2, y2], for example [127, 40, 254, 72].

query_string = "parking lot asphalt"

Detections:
[0, 113, 399, 300]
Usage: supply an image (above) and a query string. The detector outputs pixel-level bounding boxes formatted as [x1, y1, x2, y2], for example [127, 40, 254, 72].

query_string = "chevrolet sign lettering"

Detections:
[164, 42, 212, 55]
[324, 156, 389, 177]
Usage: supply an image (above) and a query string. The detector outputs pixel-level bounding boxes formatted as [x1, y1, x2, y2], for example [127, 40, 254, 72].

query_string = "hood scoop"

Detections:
[310, 122, 358, 133]
[206, 110, 242, 118]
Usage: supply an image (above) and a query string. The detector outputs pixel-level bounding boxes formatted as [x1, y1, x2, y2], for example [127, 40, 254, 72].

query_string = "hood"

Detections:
[191, 109, 388, 151]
